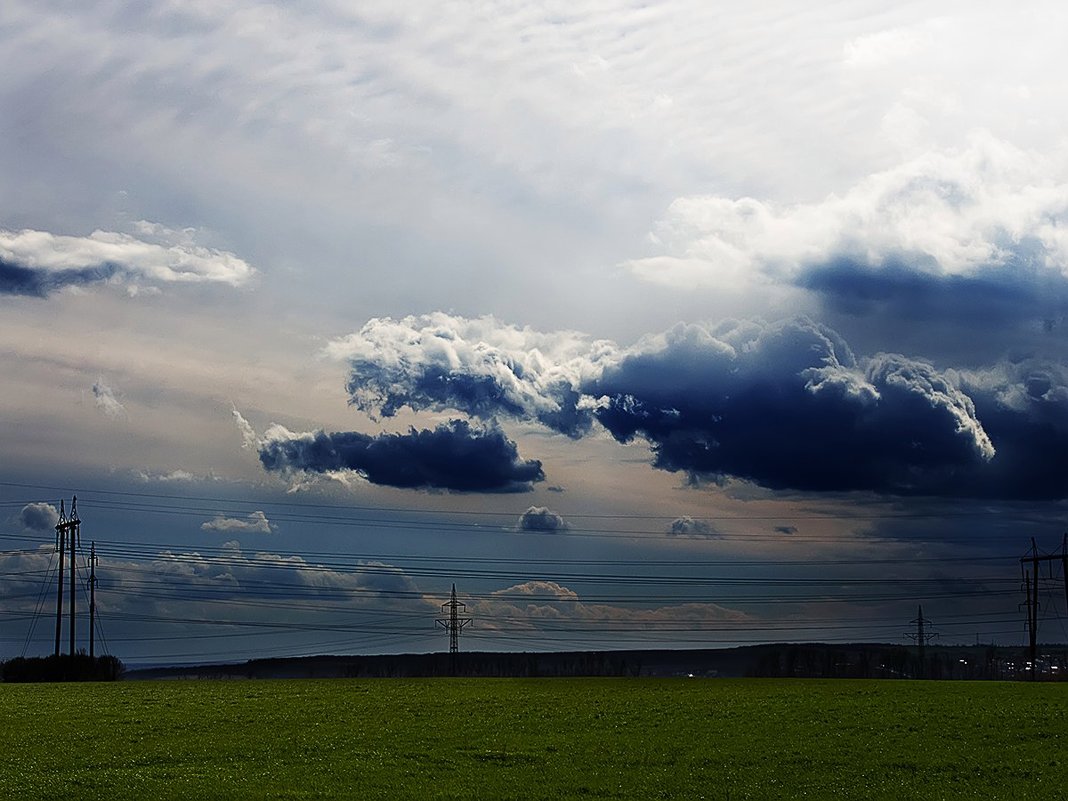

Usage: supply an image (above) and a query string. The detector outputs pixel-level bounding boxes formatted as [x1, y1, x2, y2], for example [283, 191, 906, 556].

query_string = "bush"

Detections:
[2, 653, 123, 683]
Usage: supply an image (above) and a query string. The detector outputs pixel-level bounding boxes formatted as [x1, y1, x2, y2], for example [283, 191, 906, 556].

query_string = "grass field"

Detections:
[0, 678, 1065, 799]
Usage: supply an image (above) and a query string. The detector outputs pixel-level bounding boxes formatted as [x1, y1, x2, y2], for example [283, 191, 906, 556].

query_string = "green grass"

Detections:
[0, 678, 1065, 799]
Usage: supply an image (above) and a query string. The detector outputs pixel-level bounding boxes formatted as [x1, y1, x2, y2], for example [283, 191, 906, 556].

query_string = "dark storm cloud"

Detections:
[940, 362, 1068, 500]
[589, 319, 995, 496]
[517, 506, 569, 532]
[333, 313, 1068, 500]
[18, 502, 59, 531]
[258, 419, 543, 493]
[0, 258, 118, 297]
[798, 256, 1068, 328]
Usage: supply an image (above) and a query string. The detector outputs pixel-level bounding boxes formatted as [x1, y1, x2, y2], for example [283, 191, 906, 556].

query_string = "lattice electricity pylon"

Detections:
[436, 583, 472, 655]
[905, 605, 938, 679]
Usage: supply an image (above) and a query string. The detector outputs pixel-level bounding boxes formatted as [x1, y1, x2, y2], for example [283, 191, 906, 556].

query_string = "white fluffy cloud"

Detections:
[517, 507, 570, 533]
[201, 511, 274, 534]
[91, 380, 127, 420]
[327, 313, 616, 437]
[625, 135, 1068, 289]
[18, 502, 59, 532]
[0, 225, 255, 296]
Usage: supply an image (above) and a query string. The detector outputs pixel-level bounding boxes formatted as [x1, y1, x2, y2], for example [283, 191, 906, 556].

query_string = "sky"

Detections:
[3, 1, 1068, 666]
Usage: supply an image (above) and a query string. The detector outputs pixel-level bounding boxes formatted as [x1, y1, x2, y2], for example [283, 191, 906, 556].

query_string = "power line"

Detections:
[0, 530, 1023, 569]
[2, 483, 1055, 662]
[3, 479, 1053, 522]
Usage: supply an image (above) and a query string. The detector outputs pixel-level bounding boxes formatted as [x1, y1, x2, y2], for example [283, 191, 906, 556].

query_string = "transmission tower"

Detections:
[53, 496, 81, 657]
[1020, 535, 1068, 680]
[436, 584, 472, 673]
[905, 605, 938, 679]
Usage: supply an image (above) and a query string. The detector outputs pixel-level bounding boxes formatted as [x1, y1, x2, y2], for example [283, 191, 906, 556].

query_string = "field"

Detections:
[0, 678, 1065, 799]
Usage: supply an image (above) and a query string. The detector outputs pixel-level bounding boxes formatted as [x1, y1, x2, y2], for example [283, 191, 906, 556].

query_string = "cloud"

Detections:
[256, 418, 544, 493]
[667, 516, 720, 538]
[232, 408, 260, 450]
[842, 23, 934, 69]
[936, 360, 1068, 500]
[493, 580, 579, 600]
[471, 580, 750, 633]
[517, 506, 569, 533]
[124, 544, 425, 611]
[329, 311, 1068, 499]
[92, 380, 127, 420]
[328, 313, 613, 438]
[624, 135, 1068, 325]
[18, 502, 59, 532]
[201, 511, 274, 534]
[590, 318, 996, 495]
[135, 469, 198, 483]
[0, 225, 255, 297]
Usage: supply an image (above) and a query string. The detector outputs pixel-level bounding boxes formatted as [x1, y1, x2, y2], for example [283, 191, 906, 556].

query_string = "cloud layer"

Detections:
[334, 312, 1068, 499]
[625, 136, 1068, 327]
[255, 418, 544, 493]
[0, 226, 254, 297]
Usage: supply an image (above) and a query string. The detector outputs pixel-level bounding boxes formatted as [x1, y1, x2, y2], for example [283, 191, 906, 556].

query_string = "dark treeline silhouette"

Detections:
[129, 650, 646, 680]
[746, 643, 1068, 680]
[124, 644, 1068, 681]
[2, 653, 124, 683]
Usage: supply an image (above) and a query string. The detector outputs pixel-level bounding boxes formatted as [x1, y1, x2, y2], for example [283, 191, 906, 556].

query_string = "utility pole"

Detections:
[905, 605, 938, 679]
[54, 500, 66, 657]
[1020, 535, 1068, 681]
[436, 584, 472, 674]
[52, 496, 81, 657]
[68, 497, 80, 656]
[1023, 569, 1037, 680]
[88, 541, 98, 659]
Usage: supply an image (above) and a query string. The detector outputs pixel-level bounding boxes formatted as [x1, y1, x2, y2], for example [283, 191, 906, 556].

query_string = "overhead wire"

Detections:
[19, 547, 57, 658]
[1, 481, 1055, 661]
